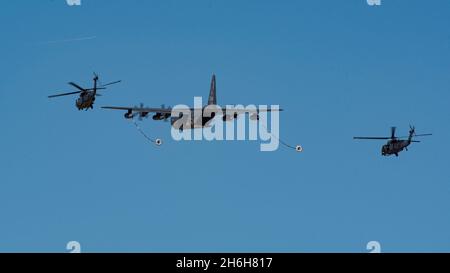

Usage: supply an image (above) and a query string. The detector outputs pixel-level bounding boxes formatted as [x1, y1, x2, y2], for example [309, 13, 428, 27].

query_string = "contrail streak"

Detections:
[38, 36, 97, 45]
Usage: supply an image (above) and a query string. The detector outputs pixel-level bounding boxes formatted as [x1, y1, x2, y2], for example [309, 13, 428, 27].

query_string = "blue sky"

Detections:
[0, 0, 449, 252]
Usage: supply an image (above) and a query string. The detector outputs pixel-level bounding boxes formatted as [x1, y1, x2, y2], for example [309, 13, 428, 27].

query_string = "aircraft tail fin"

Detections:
[208, 74, 217, 105]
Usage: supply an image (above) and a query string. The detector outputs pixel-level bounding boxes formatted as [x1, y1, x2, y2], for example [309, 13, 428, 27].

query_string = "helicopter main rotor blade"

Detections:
[68, 82, 87, 91]
[100, 80, 122, 87]
[354, 137, 390, 140]
[85, 87, 106, 91]
[48, 91, 82, 98]
[391, 127, 396, 139]
[398, 133, 433, 138]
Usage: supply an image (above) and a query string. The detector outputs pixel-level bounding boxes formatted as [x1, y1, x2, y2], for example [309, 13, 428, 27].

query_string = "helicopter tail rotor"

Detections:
[409, 125, 416, 136]
[92, 72, 121, 97]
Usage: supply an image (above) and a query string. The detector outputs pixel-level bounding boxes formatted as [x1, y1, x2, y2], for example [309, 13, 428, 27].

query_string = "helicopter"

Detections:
[48, 73, 121, 110]
[354, 126, 432, 157]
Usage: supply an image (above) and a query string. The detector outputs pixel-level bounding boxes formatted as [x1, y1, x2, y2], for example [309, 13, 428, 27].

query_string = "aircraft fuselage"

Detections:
[381, 139, 410, 156]
[76, 91, 96, 110]
[170, 108, 215, 130]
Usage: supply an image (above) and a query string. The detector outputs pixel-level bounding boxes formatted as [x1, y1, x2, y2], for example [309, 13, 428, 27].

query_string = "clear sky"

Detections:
[0, 0, 449, 253]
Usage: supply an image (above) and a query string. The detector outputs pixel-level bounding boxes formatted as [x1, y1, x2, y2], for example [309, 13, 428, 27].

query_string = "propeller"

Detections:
[162, 104, 172, 122]
[135, 103, 149, 121]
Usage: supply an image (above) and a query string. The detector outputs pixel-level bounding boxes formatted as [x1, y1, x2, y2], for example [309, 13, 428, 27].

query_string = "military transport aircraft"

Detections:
[101, 74, 282, 130]
[354, 126, 432, 157]
[48, 73, 121, 110]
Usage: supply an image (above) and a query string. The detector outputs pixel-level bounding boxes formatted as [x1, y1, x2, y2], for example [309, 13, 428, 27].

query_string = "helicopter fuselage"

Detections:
[76, 91, 96, 110]
[354, 126, 431, 157]
[381, 139, 411, 156]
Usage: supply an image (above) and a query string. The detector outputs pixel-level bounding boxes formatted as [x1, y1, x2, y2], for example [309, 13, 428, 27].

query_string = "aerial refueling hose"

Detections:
[130, 119, 301, 151]
[131, 120, 162, 146]
[259, 123, 303, 152]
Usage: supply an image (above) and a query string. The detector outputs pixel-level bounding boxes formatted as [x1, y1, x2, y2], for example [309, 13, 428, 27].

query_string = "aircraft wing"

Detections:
[222, 108, 283, 114]
[218, 108, 283, 117]
[102, 106, 173, 114]
[103, 106, 282, 113]
[102, 106, 283, 119]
